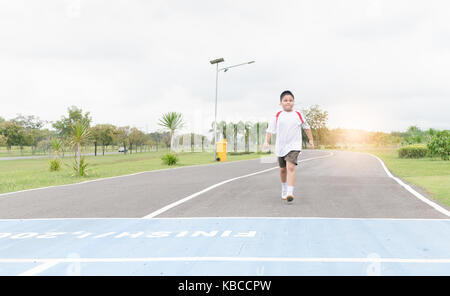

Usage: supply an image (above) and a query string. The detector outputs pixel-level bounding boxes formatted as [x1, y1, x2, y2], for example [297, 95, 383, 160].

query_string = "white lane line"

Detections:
[17, 260, 59, 276]
[142, 152, 334, 219]
[0, 157, 265, 199]
[3, 257, 450, 264]
[142, 167, 279, 218]
[366, 153, 450, 217]
[0, 216, 449, 221]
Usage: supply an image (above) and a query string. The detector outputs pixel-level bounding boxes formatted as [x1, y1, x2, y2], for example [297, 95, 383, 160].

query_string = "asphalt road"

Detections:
[0, 150, 448, 219]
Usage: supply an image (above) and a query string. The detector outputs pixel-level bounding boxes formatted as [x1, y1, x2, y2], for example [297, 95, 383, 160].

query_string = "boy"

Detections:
[263, 90, 314, 203]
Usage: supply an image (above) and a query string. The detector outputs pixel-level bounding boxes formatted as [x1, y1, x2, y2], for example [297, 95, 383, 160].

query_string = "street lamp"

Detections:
[209, 58, 255, 161]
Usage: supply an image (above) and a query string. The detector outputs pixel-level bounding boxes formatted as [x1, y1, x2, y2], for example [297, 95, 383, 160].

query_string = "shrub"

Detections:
[398, 144, 428, 159]
[256, 151, 270, 155]
[229, 152, 253, 155]
[49, 159, 62, 171]
[427, 130, 450, 160]
[71, 156, 89, 176]
[161, 153, 179, 165]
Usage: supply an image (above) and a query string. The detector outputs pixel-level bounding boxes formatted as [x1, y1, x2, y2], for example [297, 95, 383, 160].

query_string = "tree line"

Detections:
[2, 105, 445, 157]
[0, 106, 183, 156]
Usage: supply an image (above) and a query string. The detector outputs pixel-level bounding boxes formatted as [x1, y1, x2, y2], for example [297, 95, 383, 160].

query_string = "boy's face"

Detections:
[280, 95, 294, 111]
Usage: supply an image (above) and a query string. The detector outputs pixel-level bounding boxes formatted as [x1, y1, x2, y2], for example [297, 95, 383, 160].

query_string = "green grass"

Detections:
[355, 148, 450, 207]
[0, 151, 266, 194]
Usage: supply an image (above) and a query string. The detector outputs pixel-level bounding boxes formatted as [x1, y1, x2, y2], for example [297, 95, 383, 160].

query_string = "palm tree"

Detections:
[49, 137, 64, 171]
[255, 122, 261, 153]
[68, 119, 91, 174]
[217, 121, 227, 141]
[244, 121, 253, 153]
[50, 137, 63, 160]
[227, 122, 243, 152]
[158, 112, 185, 152]
[226, 122, 237, 152]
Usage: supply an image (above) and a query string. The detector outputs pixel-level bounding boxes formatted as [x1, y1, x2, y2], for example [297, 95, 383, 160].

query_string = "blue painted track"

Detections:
[0, 217, 449, 275]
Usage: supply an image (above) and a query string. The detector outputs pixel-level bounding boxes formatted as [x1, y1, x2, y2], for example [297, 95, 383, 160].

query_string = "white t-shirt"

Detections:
[266, 109, 310, 157]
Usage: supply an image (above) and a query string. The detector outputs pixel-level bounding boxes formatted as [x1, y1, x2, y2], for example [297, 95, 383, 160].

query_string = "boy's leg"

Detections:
[278, 156, 287, 183]
[286, 160, 296, 186]
[286, 150, 300, 186]
[278, 157, 288, 199]
[285, 161, 296, 201]
[285, 151, 300, 201]
[280, 167, 287, 183]
[280, 167, 287, 197]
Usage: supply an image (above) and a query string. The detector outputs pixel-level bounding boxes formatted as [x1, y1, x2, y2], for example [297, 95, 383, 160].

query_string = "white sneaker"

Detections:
[281, 191, 287, 200]
[286, 194, 294, 202]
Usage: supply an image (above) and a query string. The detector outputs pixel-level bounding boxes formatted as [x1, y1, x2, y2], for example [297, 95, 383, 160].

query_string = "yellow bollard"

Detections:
[216, 139, 227, 162]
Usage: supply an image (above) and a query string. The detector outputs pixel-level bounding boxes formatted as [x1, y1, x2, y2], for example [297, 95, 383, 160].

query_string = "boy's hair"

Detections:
[280, 90, 294, 101]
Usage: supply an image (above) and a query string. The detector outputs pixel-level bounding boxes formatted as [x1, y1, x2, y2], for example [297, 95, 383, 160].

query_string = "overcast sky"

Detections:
[1, 0, 449, 135]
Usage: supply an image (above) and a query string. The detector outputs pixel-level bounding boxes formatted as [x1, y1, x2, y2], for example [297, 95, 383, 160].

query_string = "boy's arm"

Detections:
[299, 110, 314, 149]
[264, 132, 271, 145]
[304, 129, 314, 149]
[264, 114, 276, 146]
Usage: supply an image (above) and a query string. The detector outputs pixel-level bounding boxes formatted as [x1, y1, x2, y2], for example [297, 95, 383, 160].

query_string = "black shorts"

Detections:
[278, 150, 301, 168]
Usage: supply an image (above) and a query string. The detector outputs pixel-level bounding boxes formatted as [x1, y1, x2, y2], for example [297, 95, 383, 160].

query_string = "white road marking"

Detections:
[4, 256, 450, 264]
[366, 152, 450, 217]
[138, 217, 450, 221]
[10, 254, 450, 276]
[17, 260, 59, 276]
[0, 216, 448, 221]
[142, 152, 334, 218]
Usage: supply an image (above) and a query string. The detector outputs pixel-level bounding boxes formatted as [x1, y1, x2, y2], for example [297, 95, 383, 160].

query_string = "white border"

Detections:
[5, 257, 448, 264]
[0, 216, 448, 221]
[363, 152, 450, 217]
[17, 261, 59, 276]
[9, 256, 450, 276]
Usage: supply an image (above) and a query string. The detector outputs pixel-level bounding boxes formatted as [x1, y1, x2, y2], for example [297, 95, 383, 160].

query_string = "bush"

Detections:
[49, 159, 62, 171]
[398, 144, 428, 159]
[71, 156, 89, 176]
[256, 151, 270, 154]
[161, 153, 179, 165]
[229, 152, 253, 155]
[427, 130, 450, 160]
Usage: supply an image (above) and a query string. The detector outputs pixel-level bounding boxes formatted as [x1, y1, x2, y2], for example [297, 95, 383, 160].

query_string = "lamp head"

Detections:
[210, 58, 225, 64]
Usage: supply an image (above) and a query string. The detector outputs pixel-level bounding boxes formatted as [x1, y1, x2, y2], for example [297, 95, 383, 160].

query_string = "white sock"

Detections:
[281, 182, 287, 192]
[287, 186, 294, 195]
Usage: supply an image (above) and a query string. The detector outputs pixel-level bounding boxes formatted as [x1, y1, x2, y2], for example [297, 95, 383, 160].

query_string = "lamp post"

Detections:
[209, 58, 255, 161]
